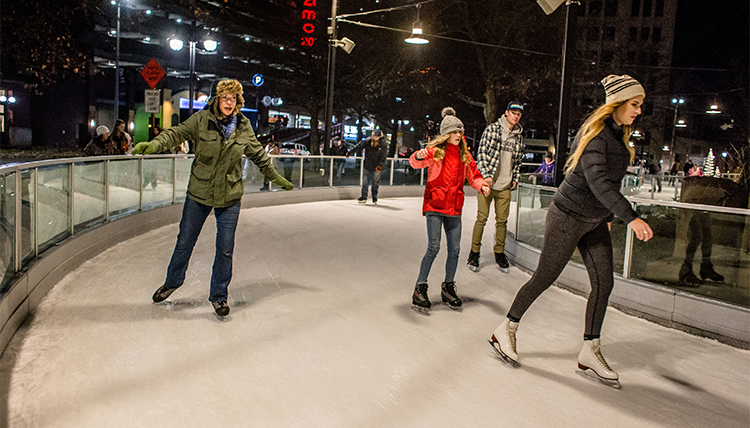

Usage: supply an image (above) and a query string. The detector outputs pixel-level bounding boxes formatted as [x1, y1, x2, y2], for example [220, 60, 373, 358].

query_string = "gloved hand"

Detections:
[345, 152, 350, 158]
[375, 166, 382, 172]
[273, 176, 294, 191]
[132, 141, 159, 155]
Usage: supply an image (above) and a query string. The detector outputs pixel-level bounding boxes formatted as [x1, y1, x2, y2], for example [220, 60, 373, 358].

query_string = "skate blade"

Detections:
[411, 305, 431, 315]
[443, 302, 463, 311]
[576, 368, 621, 389]
[214, 313, 229, 321]
[498, 267, 509, 273]
[488, 339, 519, 368]
[467, 264, 479, 272]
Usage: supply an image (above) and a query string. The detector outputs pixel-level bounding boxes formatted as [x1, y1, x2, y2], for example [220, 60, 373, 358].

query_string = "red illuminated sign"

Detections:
[301, 0, 317, 47]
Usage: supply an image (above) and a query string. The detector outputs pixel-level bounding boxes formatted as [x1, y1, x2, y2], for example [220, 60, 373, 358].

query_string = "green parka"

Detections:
[150, 110, 280, 207]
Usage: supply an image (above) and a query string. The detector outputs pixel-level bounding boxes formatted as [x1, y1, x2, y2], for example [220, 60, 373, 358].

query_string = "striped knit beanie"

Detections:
[601, 75, 645, 105]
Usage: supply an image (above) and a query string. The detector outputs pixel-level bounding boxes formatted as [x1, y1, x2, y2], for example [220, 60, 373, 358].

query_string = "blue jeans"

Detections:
[164, 197, 241, 302]
[362, 169, 381, 200]
[417, 214, 462, 284]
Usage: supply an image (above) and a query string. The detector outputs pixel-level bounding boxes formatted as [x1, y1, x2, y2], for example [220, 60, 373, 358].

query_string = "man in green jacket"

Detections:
[133, 79, 293, 318]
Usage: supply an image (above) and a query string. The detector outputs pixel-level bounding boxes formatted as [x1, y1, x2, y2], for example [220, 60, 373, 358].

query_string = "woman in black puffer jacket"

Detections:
[488, 75, 654, 388]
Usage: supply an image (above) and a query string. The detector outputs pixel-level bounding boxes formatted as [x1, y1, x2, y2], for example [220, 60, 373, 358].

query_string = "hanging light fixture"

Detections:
[405, 5, 429, 44]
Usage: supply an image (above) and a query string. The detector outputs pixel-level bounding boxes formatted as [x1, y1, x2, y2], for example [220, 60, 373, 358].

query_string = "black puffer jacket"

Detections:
[349, 137, 388, 172]
[554, 117, 638, 224]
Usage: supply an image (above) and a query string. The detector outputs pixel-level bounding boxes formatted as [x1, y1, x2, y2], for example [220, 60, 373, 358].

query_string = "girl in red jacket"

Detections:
[409, 108, 490, 312]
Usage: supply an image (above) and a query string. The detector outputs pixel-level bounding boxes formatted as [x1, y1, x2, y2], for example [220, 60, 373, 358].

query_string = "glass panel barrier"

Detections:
[630, 203, 749, 308]
[392, 159, 421, 186]
[108, 159, 139, 217]
[242, 156, 265, 194]
[37, 164, 71, 253]
[73, 161, 106, 232]
[516, 185, 545, 248]
[275, 157, 302, 190]
[335, 157, 361, 187]
[302, 157, 329, 188]
[142, 158, 174, 210]
[0, 173, 15, 290]
[21, 169, 34, 265]
[175, 157, 191, 203]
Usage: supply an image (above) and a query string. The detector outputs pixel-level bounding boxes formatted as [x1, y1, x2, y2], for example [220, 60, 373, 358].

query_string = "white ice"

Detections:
[1, 197, 748, 427]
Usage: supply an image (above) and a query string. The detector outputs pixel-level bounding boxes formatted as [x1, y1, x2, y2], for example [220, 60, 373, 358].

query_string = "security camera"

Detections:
[339, 37, 355, 54]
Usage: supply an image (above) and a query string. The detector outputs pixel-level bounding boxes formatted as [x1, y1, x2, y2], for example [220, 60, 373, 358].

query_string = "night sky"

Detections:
[672, 0, 749, 70]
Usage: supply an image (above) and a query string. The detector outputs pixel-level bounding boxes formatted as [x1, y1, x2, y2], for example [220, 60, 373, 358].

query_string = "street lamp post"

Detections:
[169, 26, 217, 118]
[114, 0, 121, 121]
[670, 98, 684, 157]
[323, 0, 339, 156]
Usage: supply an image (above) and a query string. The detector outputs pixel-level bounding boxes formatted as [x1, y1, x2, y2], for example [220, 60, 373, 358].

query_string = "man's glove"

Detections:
[132, 142, 159, 155]
[375, 166, 382, 172]
[273, 176, 294, 191]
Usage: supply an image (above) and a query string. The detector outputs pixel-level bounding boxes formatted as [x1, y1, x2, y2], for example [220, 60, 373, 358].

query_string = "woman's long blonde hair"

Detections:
[564, 101, 636, 174]
[427, 132, 471, 165]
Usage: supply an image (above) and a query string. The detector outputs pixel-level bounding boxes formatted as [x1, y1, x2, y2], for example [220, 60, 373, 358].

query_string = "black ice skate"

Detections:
[152, 285, 177, 303]
[357, 197, 367, 204]
[678, 263, 701, 287]
[699, 264, 724, 283]
[441, 282, 462, 310]
[212, 301, 230, 320]
[411, 283, 431, 314]
[467, 250, 480, 272]
[495, 252, 510, 272]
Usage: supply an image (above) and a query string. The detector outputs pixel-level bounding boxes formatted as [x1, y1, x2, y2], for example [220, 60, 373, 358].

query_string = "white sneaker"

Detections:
[577, 339, 618, 381]
[490, 318, 519, 364]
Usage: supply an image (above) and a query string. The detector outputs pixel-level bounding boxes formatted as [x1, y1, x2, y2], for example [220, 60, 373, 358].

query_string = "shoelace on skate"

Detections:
[593, 347, 612, 371]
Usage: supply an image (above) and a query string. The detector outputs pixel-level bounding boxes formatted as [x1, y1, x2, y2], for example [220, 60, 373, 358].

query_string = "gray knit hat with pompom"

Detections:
[439, 107, 464, 135]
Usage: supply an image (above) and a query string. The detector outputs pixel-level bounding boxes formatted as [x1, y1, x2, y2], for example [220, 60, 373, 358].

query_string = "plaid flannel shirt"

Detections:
[476, 117, 524, 184]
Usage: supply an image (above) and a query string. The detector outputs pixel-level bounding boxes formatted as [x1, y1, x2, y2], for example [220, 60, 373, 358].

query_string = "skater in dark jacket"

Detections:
[132, 79, 293, 318]
[409, 108, 489, 312]
[347, 130, 388, 204]
[489, 75, 653, 387]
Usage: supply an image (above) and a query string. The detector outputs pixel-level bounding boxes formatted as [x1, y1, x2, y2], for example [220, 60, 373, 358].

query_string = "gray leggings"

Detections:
[507, 203, 614, 340]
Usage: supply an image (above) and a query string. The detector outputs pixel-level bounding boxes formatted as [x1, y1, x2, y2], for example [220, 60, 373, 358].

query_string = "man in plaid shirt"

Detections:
[468, 101, 525, 272]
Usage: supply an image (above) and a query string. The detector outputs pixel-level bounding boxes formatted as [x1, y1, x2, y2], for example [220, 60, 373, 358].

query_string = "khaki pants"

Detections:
[471, 188, 512, 254]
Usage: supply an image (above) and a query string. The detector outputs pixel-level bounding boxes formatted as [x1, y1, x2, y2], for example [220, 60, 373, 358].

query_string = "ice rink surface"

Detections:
[1, 197, 748, 428]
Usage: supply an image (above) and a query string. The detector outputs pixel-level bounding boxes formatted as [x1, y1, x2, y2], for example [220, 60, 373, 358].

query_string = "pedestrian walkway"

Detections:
[1, 197, 748, 427]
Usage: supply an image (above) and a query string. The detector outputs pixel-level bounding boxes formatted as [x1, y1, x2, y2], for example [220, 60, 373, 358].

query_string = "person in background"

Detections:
[534, 152, 556, 186]
[347, 129, 388, 205]
[331, 139, 348, 182]
[488, 75, 653, 388]
[689, 164, 703, 176]
[132, 79, 293, 319]
[409, 107, 490, 313]
[111, 119, 132, 155]
[668, 158, 680, 186]
[84, 125, 117, 156]
[259, 138, 279, 191]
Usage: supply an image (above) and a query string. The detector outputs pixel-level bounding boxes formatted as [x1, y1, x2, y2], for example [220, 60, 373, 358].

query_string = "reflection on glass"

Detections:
[392, 159, 421, 186]
[21, 169, 34, 265]
[629, 204, 749, 308]
[0, 173, 15, 289]
[142, 158, 175, 210]
[108, 159, 139, 217]
[37, 164, 71, 252]
[333, 157, 361, 187]
[275, 157, 301, 190]
[73, 161, 106, 232]
[175, 157, 191, 203]
[302, 157, 329, 188]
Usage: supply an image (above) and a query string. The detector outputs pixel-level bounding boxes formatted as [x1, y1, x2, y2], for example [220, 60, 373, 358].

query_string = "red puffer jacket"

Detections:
[409, 144, 487, 216]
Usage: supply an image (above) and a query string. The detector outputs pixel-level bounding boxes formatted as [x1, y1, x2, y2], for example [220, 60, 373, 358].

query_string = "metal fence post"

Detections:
[359, 158, 364, 187]
[14, 169, 21, 272]
[34, 168, 38, 257]
[329, 158, 334, 187]
[139, 157, 144, 211]
[105, 160, 110, 222]
[390, 158, 394, 186]
[299, 160, 304, 189]
[172, 157, 177, 205]
[70, 162, 75, 235]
